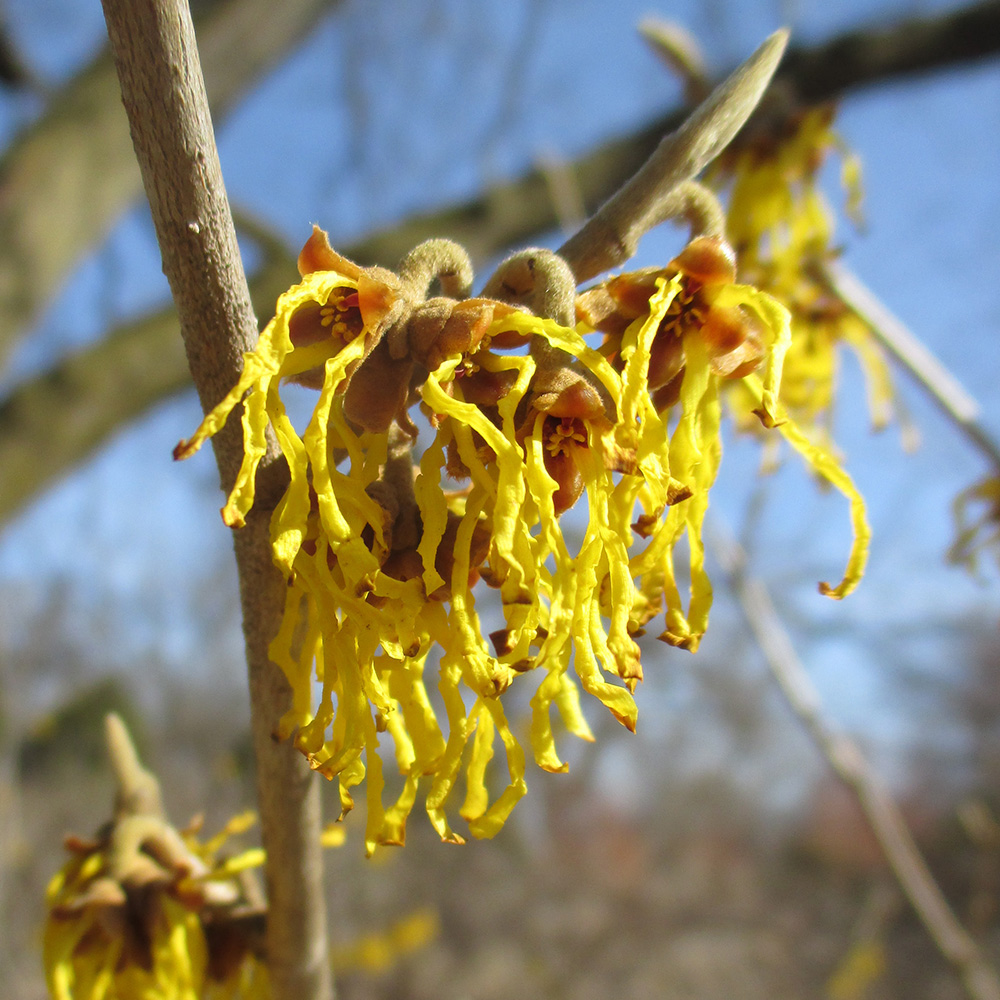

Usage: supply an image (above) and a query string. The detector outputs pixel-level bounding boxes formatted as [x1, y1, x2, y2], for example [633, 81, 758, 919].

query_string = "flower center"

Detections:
[319, 288, 362, 341]
[544, 416, 588, 457]
[660, 278, 707, 338]
[288, 286, 363, 348]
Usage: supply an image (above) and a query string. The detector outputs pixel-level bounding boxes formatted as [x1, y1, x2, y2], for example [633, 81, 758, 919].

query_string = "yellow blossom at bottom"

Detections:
[43, 814, 267, 1000]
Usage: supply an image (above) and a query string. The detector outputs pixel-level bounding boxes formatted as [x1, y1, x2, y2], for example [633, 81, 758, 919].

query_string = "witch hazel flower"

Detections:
[175, 30, 868, 851]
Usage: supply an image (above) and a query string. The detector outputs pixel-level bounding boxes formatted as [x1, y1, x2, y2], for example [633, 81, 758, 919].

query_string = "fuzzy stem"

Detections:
[558, 29, 788, 283]
[655, 180, 728, 242]
[397, 239, 474, 300]
[98, 2, 333, 999]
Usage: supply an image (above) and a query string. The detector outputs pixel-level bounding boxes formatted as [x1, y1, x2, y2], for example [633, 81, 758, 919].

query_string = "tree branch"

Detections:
[780, 0, 1000, 103]
[99, 3, 332, 999]
[0, 0, 337, 370]
[824, 262, 1000, 473]
[4, 1, 1000, 523]
[354, 0, 1000, 265]
[557, 29, 788, 282]
[708, 518, 1000, 1000]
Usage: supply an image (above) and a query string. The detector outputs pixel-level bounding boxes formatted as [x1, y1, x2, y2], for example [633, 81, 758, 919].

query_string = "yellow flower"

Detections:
[577, 235, 867, 640]
[177, 227, 868, 849]
[949, 476, 1000, 573]
[43, 812, 267, 1000]
[712, 105, 894, 439]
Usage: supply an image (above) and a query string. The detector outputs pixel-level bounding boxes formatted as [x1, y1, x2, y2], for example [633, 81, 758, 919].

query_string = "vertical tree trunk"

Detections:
[99, 2, 333, 998]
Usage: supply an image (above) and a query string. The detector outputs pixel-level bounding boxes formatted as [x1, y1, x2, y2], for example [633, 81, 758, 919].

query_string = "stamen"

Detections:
[545, 416, 588, 457]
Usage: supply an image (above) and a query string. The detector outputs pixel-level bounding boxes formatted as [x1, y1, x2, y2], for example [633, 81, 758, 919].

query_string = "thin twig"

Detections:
[708, 517, 1000, 1000]
[824, 261, 1000, 472]
[557, 29, 788, 283]
[98, 3, 332, 999]
[105, 713, 163, 821]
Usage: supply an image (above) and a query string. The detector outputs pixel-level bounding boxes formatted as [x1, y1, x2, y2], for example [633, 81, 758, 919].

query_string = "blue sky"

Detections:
[1, 0, 998, 789]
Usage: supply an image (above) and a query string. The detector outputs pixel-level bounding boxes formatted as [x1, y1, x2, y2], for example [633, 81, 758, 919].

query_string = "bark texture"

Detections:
[99, 2, 333, 999]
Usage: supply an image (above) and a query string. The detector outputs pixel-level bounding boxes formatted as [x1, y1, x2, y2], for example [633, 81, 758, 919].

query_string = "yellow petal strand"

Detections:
[221, 375, 273, 527]
[745, 375, 870, 599]
[529, 666, 571, 773]
[425, 661, 469, 845]
[175, 267, 357, 462]
[491, 311, 624, 414]
[713, 281, 791, 424]
[618, 276, 681, 444]
[268, 401, 311, 574]
[382, 776, 420, 846]
[387, 653, 447, 772]
[460, 701, 494, 821]
[555, 672, 595, 742]
[363, 711, 388, 856]
[414, 428, 450, 595]
[466, 697, 527, 839]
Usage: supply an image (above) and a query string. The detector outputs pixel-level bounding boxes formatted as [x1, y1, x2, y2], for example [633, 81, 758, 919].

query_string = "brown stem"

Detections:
[98, 2, 332, 999]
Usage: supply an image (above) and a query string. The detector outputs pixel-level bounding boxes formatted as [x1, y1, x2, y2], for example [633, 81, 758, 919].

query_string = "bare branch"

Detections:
[5, 3, 1000, 525]
[709, 518, 1000, 1000]
[824, 262, 1000, 472]
[557, 29, 789, 283]
[99, 2, 331, 999]
[0, 0, 337, 371]
[780, 0, 1000, 103]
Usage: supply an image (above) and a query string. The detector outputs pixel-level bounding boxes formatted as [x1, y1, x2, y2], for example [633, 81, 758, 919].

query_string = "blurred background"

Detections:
[1, 0, 999, 996]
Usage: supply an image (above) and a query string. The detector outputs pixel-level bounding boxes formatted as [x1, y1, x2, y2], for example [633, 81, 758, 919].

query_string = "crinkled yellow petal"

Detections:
[414, 427, 450, 595]
[465, 697, 527, 840]
[176, 269, 364, 527]
[425, 661, 469, 845]
[386, 653, 447, 773]
[530, 667, 573, 773]
[712, 282, 791, 425]
[489, 311, 623, 413]
[744, 375, 870, 599]
[460, 701, 495, 820]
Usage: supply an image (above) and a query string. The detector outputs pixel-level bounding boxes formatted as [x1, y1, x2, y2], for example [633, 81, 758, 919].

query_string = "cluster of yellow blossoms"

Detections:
[44, 720, 268, 1000]
[177, 221, 868, 853]
[711, 105, 895, 443]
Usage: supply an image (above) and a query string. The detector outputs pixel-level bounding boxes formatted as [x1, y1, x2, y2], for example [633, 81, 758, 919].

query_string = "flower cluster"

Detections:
[711, 105, 894, 442]
[177, 224, 867, 851]
[44, 783, 267, 1000]
[949, 475, 1000, 573]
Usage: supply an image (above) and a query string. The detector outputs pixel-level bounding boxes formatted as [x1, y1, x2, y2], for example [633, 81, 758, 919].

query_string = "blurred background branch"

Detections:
[709, 518, 1000, 1000]
[0, 0, 339, 369]
[2, 0, 999, 523]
